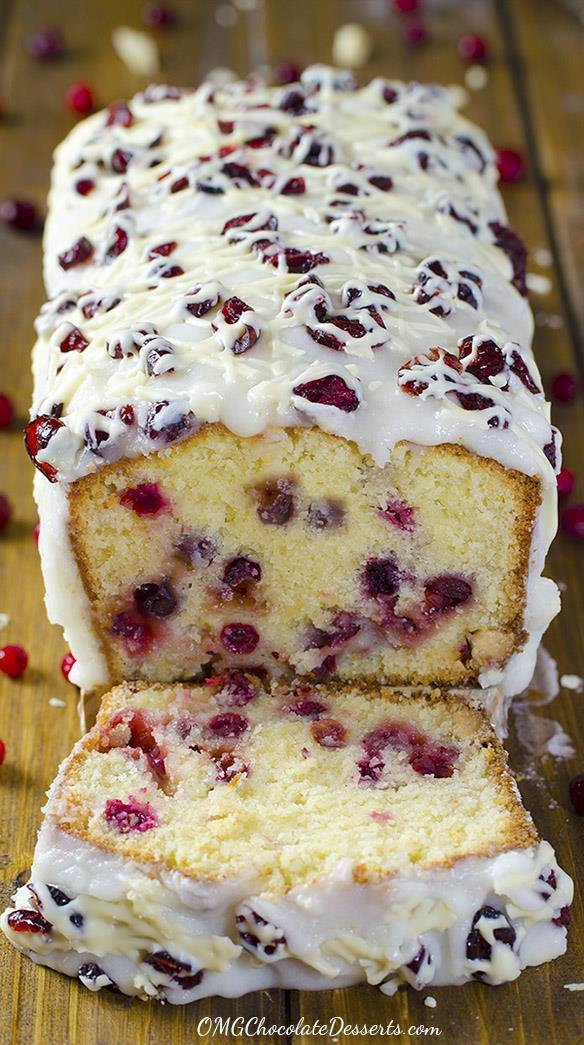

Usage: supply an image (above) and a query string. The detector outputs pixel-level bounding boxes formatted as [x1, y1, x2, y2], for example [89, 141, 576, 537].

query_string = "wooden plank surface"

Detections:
[0, 1, 582, 1042]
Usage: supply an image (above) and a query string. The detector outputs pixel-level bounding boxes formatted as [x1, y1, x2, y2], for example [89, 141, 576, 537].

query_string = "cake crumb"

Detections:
[424, 995, 437, 1008]
[533, 247, 552, 267]
[564, 982, 584, 991]
[465, 65, 488, 91]
[0, 612, 9, 631]
[112, 27, 159, 75]
[49, 697, 66, 708]
[560, 674, 583, 692]
[526, 273, 552, 295]
[332, 23, 372, 68]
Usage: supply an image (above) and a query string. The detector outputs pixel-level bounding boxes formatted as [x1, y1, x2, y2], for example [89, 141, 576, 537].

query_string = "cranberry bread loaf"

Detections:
[1, 678, 572, 1001]
[26, 67, 559, 694]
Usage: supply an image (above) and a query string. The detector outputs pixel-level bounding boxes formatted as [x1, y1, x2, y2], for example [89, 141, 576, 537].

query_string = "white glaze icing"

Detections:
[1, 821, 572, 1003]
[26, 67, 560, 692]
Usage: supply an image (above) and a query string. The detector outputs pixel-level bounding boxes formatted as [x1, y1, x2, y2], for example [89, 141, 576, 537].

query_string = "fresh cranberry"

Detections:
[0, 739, 5, 766]
[59, 325, 88, 353]
[274, 60, 302, 84]
[409, 743, 458, 778]
[208, 711, 249, 738]
[357, 750, 385, 782]
[458, 32, 488, 62]
[58, 235, 94, 270]
[111, 148, 132, 174]
[458, 337, 505, 382]
[424, 575, 473, 613]
[311, 718, 347, 749]
[286, 697, 328, 718]
[0, 493, 11, 532]
[379, 499, 415, 532]
[363, 557, 400, 598]
[134, 579, 177, 618]
[403, 20, 427, 46]
[551, 371, 578, 404]
[61, 651, 76, 681]
[281, 176, 306, 195]
[569, 773, 584, 815]
[119, 482, 168, 516]
[105, 100, 133, 128]
[111, 613, 151, 654]
[210, 670, 258, 706]
[496, 147, 524, 183]
[222, 556, 262, 593]
[106, 709, 166, 778]
[0, 198, 37, 231]
[104, 797, 158, 833]
[24, 415, 64, 481]
[26, 26, 63, 59]
[0, 394, 14, 428]
[65, 82, 95, 115]
[7, 909, 52, 934]
[557, 467, 575, 499]
[213, 750, 249, 783]
[220, 623, 260, 655]
[306, 499, 344, 530]
[293, 374, 359, 412]
[363, 721, 424, 754]
[75, 178, 95, 196]
[0, 644, 28, 678]
[142, 2, 175, 27]
[256, 479, 295, 525]
[148, 241, 177, 258]
[562, 504, 584, 539]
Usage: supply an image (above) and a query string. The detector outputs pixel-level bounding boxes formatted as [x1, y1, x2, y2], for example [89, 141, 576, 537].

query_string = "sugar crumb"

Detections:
[49, 697, 66, 708]
[560, 674, 583, 692]
[424, 995, 437, 1008]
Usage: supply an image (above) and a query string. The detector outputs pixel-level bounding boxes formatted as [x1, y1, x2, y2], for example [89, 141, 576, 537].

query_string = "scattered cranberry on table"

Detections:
[557, 467, 575, 500]
[0, 645, 28, 679]
[457, 32, 488, 62]
[142, 3, 174, 27]
[495, 147, 525, 183]
[65, 82, 95, 116]
[0, 493, 11, 533]
[0, 393, 14, 429]
[562, 504, 584, 539]
[26, 26, 63, 60]
[0, 739, 5, 766]
[61, 651, 76, 681]
[403, 20, 427, 46]
[569, 774, 584, 815]
[274, 61, 302, 85]
[0, 198, 38, 231]
[551, 371, 578, 404]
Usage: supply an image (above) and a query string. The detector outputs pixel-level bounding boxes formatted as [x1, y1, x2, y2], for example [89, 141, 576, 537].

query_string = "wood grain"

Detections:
[0, 2, 582, 1043]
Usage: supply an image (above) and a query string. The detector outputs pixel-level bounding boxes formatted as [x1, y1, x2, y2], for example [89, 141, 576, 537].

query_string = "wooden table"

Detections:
[0, 1, 583, 1042]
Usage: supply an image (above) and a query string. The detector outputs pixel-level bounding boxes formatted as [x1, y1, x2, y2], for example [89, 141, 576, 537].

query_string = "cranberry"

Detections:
[496, 147, 524, 183]
[379, 499, 415, 532]
[119, 482, 168, 516]
[369, 174, 393, 192]
[458, 33, 488, 62]
[562, 504, 584, 539]
[105, 100, 133, 128]
[551, 371, 578, 403]
[210, 670, 258, 706]
[61, 651, 76, 680]
[170, 175, 189, 193]
[409, 743, 457, 778]
[148, 241, 177, 258]
[134, 579, 177, 618]
[256, 479, 295, 525]
[306, 499, 344, 530]
[58, 235, 94, 270]
[424, 575, 473, 613]
[75, 178, 95, 196]
[144, 401, 194, 443]
[293, 374, 359, 412]
[274, 60, 302, 84]
[142, 3, 175, 27]
[557, 467, 575, 499]
[403, 20, 427, 46]
[569, 773, 584, 815]
[213, 750, 249, 783]
[553, 906, 572, 927]
[0, 739, 5, 766]
[208, 711, 249, 738]
[0, 644, 28, 678]
[311, 718, 347, 749]
[393, 0, 418, 12]
[65, 82, 95, 115]
[111, 148, 132, 174]
[24, 415, 64, 481]
[459, 337, 505, 382]
[1, 197, 38, 231]
[104, 797, 157, 833]
[220, 623, 260, 655]
[363, 557, 400, 598]
[0, 393, 14, 428]
[357, 750, 385, 782]
[176, 532, 216, 566]
[489, 221, 528, 296]
[111, 613, 151, 654]
[33, 522, 40, 543]
[46, 884, 72, 906]
[7, 909, 52, 934]
[0, 493, 11, 532]
[466, 906, 516, 961]
[26, 26, 63, 59]
[222, 556, 262, 593]
[363, 721, 424, 754]
[286, 697, 328, 718]
[59, 325, 88, 353]
[281, 176, 305, 195]
[105, 226, 128, 262]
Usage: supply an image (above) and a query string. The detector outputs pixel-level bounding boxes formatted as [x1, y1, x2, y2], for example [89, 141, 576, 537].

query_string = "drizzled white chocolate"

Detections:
[27, 66, 560, 692]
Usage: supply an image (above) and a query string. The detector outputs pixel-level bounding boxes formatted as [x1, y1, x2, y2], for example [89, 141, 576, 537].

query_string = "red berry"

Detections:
[0, 493, 11, 532]
[496, 147, 525, 183]
[562, 504, 584, 539]
[0, 739, 5, 766]
[0, 644, 28, 678]
[26, 26, 63, 60]
[61, 651, 76, 681]
[274, 60, 302, 85]
[33, 522, 40, 544]
[403, 20, 427, 46]
[557, 467, 575, 500]
[0, 198, 37, 231]
[569, 774, 584, 815]
[142, 2, 174, 27]
[0, 394, 14, 428]
[458, 33, 488, 62]
[551, 371, 578, 404]
[393, 0, 418, 13]
[66, 82, 94, 115]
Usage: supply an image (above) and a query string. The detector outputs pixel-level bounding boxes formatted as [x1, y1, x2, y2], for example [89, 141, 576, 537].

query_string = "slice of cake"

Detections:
[26, 67, 559, 698]
[2, 678, 572, 1002]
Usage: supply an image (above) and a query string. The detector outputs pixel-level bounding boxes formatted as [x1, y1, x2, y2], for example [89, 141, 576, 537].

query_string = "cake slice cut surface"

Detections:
[1, 678, 572, 1001]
